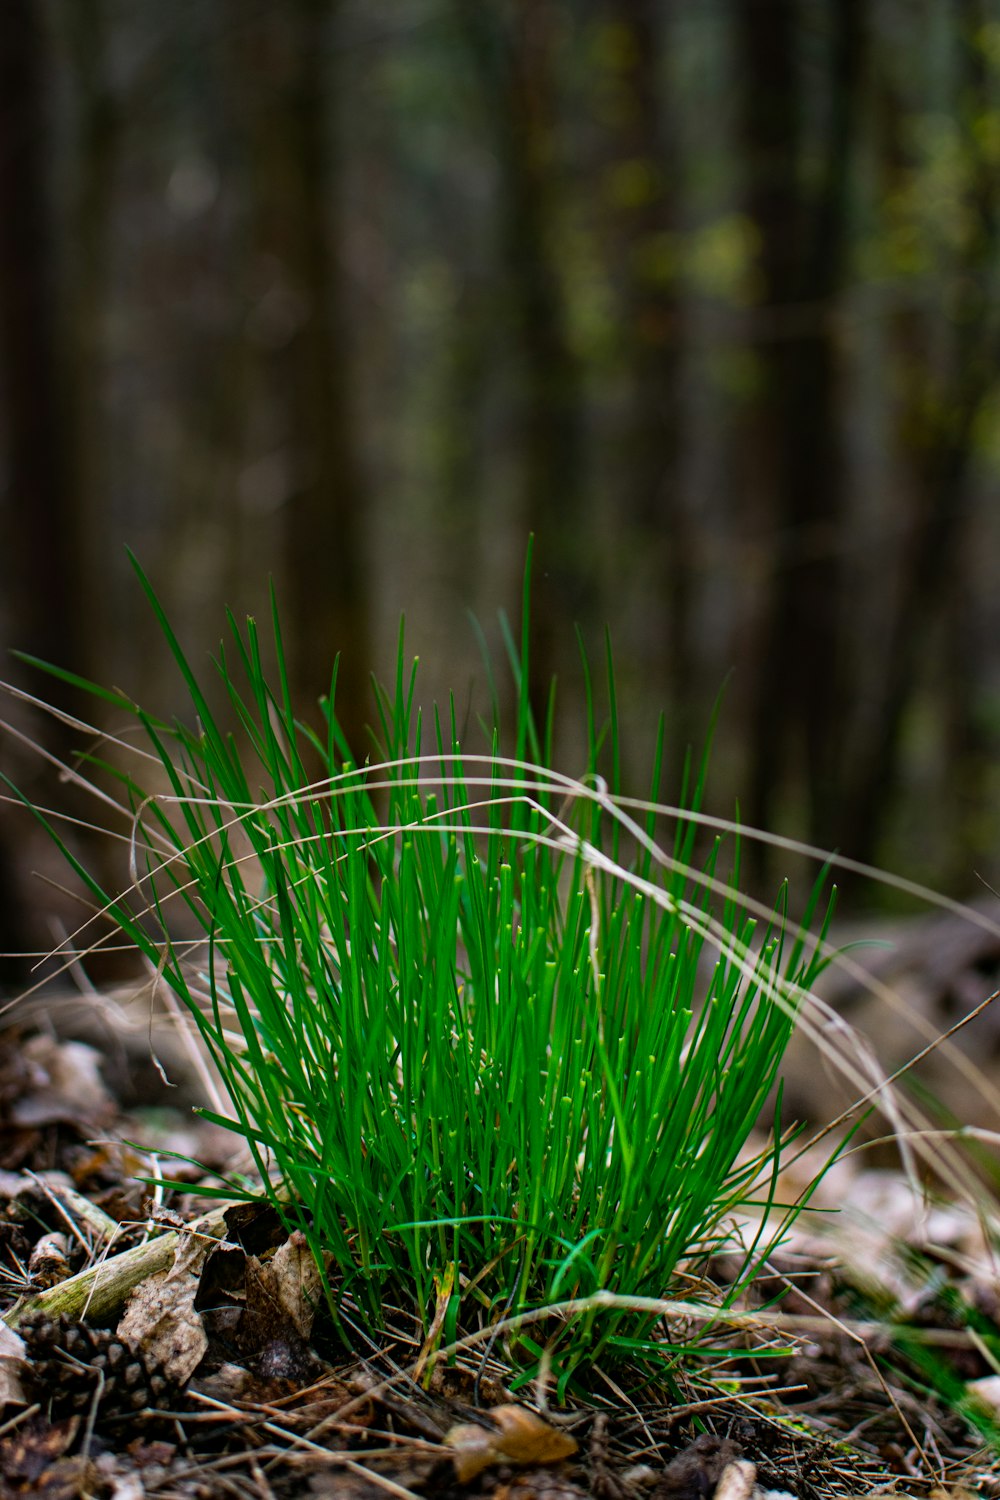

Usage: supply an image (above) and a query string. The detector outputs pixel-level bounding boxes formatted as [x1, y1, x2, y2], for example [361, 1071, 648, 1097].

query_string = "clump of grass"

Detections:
[3, 554, 839, 1387]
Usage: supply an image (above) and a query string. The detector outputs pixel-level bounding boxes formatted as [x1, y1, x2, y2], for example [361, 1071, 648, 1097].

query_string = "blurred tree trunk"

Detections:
[740, 0, 863, 859]
[0, 1, 91, 983]
[0, 2, 88, 684]
[842, 0, 1000, 871]
[435, 281, 491, 603]
[237, 0, 370, 752]
[943, 530, 994, 888]
[603, 0, 689, 748]
[64, 0, 117, 664]
[456, 0, 586, 723]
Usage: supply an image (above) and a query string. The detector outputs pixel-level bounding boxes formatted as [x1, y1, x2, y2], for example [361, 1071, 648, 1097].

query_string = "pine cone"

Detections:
[18, 1310, 176, 1420]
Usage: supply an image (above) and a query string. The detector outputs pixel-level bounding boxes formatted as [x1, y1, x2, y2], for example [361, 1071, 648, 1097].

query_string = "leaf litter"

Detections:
[0, 1014, 996, 1499]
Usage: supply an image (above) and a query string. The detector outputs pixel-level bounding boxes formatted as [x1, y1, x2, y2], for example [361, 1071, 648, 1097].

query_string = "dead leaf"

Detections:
[446, 1420, 498, 1482]
[446, 1404, 578, 1483]
[0, 1361, 27, 1408]
[0, 1322, 26, 1361]
[15, 1454, 96, 1500]
[264, 1229, 324, 1338]
[242, 1229, 323, 1342]
[117, 1228, 211, 1385]
[491, 1406, 578, 1465]
[0, 1416, 80, 1493]
[123, 1437, 176, 1469]
[0, 1319, 27, 1407]
[234, 1230, 327, 1388]
[189, 1361, 253, 1403]
[11, 1038, 115, 1128]
[165, 1221, 214, 1283]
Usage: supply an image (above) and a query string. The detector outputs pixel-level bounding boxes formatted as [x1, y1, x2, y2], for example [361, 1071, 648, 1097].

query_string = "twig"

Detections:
[3, 1203, 234, 1327]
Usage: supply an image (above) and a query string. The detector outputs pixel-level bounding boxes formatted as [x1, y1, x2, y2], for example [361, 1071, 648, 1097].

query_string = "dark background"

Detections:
[3, 0, 1000, 977]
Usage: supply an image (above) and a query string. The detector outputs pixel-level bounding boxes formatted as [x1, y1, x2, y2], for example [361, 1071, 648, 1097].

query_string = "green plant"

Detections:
[4, 553, 838, 1387]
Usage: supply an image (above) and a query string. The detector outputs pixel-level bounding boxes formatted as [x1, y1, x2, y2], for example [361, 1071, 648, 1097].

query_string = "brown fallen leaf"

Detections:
[491, 1406, 579, 1465]
[237, 1232, 327, 1388]
[446, 1404, 578, 1483]
[0, 1416, 82, 1495]
[0, 1316, 26, 1406]
[190, 1361, 253, 1404]
[251, 1229, 324, 1340]
[116, 1225, 211, 1384]
[446, 1422, 499, 1483]
[11, 1037, 116, 1128]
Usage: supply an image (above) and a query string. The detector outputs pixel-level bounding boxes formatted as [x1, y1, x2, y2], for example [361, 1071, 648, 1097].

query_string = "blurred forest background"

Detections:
[3, 0, 1000, 981]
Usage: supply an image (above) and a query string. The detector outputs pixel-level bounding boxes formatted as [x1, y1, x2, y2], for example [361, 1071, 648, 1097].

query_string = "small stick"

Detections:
[3, 1204, 234, 1328]
[26, 1172, 120, 1247]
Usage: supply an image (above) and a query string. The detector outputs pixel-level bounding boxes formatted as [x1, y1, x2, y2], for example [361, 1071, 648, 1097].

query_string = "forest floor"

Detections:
[0, 1018, 998, 1500]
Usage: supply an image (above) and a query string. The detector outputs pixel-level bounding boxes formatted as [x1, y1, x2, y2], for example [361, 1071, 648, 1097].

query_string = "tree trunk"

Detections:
[0, 0, 91, 983]
[740, 0, 864, 860]
[841, 0, 1000, 871]
[63, 0, 117, 667]
[603, 0, 688, 751]
[456, 0, 587, 728]
[0, 1, 87, 682]
[237, 0, 371, 753]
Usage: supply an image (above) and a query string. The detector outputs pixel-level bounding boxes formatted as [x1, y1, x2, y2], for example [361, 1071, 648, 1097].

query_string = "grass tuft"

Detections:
[2, 554, 844, 1386]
